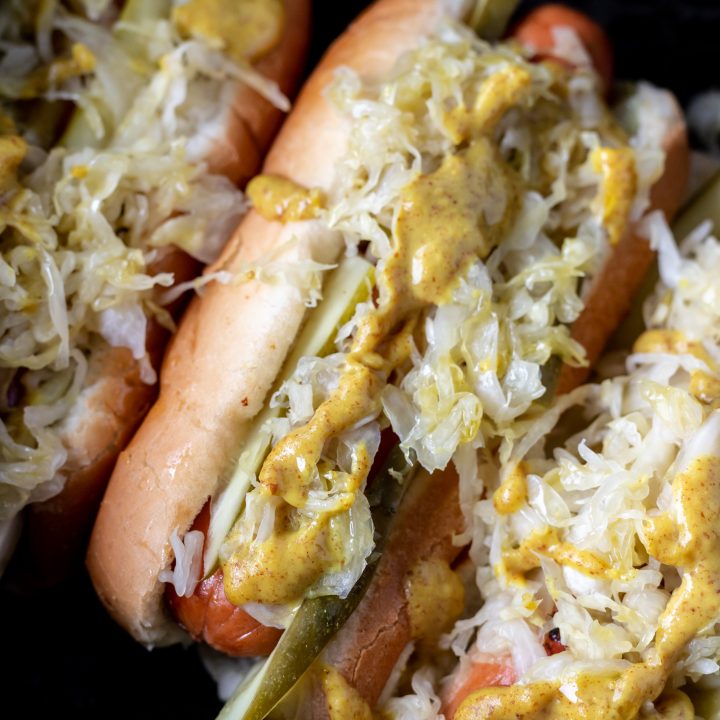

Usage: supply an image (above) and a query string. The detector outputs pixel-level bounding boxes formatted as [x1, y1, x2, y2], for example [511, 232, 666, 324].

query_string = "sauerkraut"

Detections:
[224, 352, 379, 611]
[0, 1, 286, 524]
[220, 20, 671, 628]
[391, 214, 720, 717]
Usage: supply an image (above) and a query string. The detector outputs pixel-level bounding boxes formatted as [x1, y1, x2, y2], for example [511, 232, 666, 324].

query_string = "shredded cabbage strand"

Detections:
[0, 1, 285, 522]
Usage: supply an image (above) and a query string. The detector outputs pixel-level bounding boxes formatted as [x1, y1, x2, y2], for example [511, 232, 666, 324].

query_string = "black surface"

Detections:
[2, 1, 719, 718]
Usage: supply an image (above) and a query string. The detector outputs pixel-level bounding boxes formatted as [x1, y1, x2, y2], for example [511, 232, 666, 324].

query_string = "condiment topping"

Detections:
[633, 329, 720, 404]
[172, 0, 285, 63]
[458, 454, 720, 719]
[455, 677, 695, 719]
[219, 21, 648, 617]
[493, 461, 528, 515]
[247, 174, 325, 223]
[453, 215, 720, 719]
[319, 665, 376, 720]
[0, 135, 27, 191]
[405, 558, 465, 647]
[224, 443, 372, 605]
[591, 146, 637, 246]
[498, 525, 620, 586]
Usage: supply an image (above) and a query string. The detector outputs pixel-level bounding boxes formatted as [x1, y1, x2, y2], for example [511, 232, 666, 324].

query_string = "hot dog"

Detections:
[297, 7, 690, 718]
[86, 0, 688, 713]
[0, 0, 311, 583]
[371, 191, 720, 719]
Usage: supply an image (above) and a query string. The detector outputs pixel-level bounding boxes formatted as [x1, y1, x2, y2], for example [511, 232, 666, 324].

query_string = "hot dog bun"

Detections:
[15, 0, 312, 586]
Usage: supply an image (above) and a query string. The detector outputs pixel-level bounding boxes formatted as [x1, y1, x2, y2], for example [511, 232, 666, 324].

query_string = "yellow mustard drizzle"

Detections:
[459, 455, 720, 719]
[498, 525, 619, 586]
[172, 0, 284, 64]
[0, 134, 27, 191]
[454, 677, 695, 719]
[634, 329, 720, 404]
[591, 146, 637, 246]
[689, 371, 720, 405]
[405, 558, 465, 648]
[221, 64, 528, 606]
[443, 65, 532, 144]
[257, 356, 389, 509]
[223, 442, 372, 605]
[493, 461, 529, 515]
[642, 455, 720, 668]
[318, 665, 376, 720]
[224, 510, 343, 606]
[247, 174, 325, 223]
[52, 43, 96, 83]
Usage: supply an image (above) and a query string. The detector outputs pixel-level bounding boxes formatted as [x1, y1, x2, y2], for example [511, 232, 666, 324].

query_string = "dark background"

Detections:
[2, 1, 719, 718]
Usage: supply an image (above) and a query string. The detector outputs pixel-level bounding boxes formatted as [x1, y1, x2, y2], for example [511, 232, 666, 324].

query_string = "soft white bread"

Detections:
[19, 0, 312, 586]
[87, 0, 476, 648]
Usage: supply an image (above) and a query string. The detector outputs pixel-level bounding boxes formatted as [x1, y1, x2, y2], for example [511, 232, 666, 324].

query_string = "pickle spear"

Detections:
[687, 686, 720, 720]
[204, 255, 374, 574]
[218, 446, 414, 720]
[672, 171, 720, 240]
[61, 0, 172, 149]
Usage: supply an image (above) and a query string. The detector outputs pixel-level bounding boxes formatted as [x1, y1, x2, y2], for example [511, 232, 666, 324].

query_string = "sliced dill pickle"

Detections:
[539, 357, 560, 405]
[217, 446, 413, 720]
[118, 0, 172, 24]
[204, 256, 374, 574]
[687, 685, 720, 720]
[673, 171, 720, 241]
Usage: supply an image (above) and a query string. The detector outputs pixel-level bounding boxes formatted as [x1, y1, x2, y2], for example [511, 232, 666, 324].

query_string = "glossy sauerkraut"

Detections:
[0, 2, 285, 525]
[326, 23, 664, 472]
